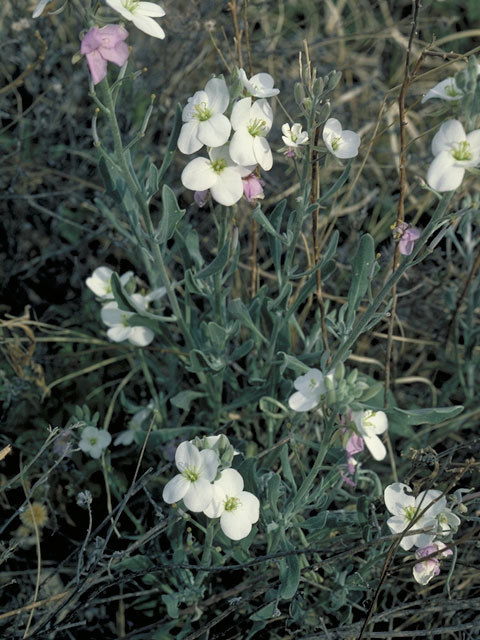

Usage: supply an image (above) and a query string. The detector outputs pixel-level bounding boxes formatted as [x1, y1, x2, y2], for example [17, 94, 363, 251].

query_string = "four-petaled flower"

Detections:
[79, 426, 112, 459]
[393, 222, 421, 256]
[281, 123, 309, 148]
[384, 482, 446, 550]
[351, 409, 388, 461]
[203, 468, 260, 540]
[162, 441, 219, 512]
[323, 118, 360, 159]
[100, 294, 155, 346]
[422, 78, 464, 103]
[288, 368, 331, 412]
[106, 0, 166, 39]
[181, 145, 254, 206]
[178, 78, 232, 155]
[413, 541, 453, 585]
[86, 266, 133, 299]
[80, 25, 129, 85]
[427, 119, 480, 192]
[237, 69, 279, 98]
[229, 97, 274, 171]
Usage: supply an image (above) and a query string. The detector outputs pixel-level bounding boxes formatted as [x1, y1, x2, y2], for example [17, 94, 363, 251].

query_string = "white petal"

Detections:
[178, 121, 202, 155]
[114, 430, 135, 446]
[128, 327, 154, 346]
[288, 391, 318, 412]
[101, 302, 124, 326]
[294, 369, 325, 392]
[137, 2, 166, 17]
[427, 151, 465, 191]
[210, 167, 244, 206]
[107, 326, 132, 342]
[416, 490, 446, 516]
[323, 118, 343, 139]
[197, 114, 231, 148]
[119, 270, 134, 286]
[162, 474, 190, 504]
[249, 72, 279, 97]
[466, 129, 480, 163]
[198, 449, 219, 482]
[384, 483, 415, 516]
[335, 130, 360, 159]
[220, 505, 255, 540]
[251, 99, 273, 131]
[432, 119, 466, 155]
[215, 468, 244, 495]
[183, 478, 214, 512]
[239, 490, 260, 523]
[230, 98, 252, 130]
[253, 136, 273, 170]
[363, 434, 386, 460]
[97, 430, 112, 447]
[229, 130, 257, 167]
[181, 157, 216, 191]
[132, 14, 165, 38]
[204, 77, 229, 114]
[175, 441, 201, 472]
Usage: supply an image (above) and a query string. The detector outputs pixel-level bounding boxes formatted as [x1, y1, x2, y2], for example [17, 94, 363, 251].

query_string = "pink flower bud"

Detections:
[242, 173, 265, 203]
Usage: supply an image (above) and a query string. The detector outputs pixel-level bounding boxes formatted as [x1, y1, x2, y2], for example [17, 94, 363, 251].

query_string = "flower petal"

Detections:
[175, 441, 200, 472]
[210, 168, 244, 206]
[162, 474, 190, 503]
[427, 151, 465, 191]
[197, 114, 231, 148]
[288, 391, 318, 412]
[128, 327, 154, 346]
[204, 77, 229, 114]
[107, 325, 132, 342]
[384, 482, 415, 516]
[181, 157, 216, 191]
[220, 510, 253, 540]
[363, 434, 386, 460]
[198, 449, 219, 482]
[229, 129, 257, 167]
[183, 477, 214, 512]
[137, 1, 166, 17]
[132, 14, 165, 39]
[230, 97, 252, 130]
[253, 136, 273, 170]
[432, 119, 466, 155]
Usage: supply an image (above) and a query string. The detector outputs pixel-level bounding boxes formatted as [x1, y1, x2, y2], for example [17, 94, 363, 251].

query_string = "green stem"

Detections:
[329, 192, 454, 371]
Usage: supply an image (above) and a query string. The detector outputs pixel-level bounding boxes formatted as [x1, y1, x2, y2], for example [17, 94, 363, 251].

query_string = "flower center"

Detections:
[330, 136, 342, 151]
[224, 496, 241, 512]
[89, 437, 98, 446]
[124, 0, 140, 12]
[445, 82, 461, 98]
[404, 505, 418, 521]
[451, 140, 472, 162]
[308, 377, 318, 391]
[361, 411, 377, 433]
[210, 158, 227, 174]
[182, 467, 200, 483]
[247, 118, 267, 137]
[121, 313, 130, 327]
[194, 102, 212, 122]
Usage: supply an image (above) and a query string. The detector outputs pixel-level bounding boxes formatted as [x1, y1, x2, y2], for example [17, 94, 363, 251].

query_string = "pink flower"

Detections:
[340, 428, 365, 485]
[394, 222, 421, 256]
[242, 173, 265, 203]
[81, 25, 129, 85]
[413, 542, 452, 585]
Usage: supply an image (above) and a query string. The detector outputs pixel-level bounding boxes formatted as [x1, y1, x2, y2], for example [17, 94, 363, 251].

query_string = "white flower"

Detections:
[100, 296, 154, 346]
[181, 145, 254, 206]
[86, 266, 133, 299]
[229, 97, 274, 171]
[237, 69, 279, 98]
[79, 426, 112, 459]
[106, 0, 166, 39]
[203, 468, 260, 540]
[323, 118, 360, 159]
[162, 441, 219, 512]
[435, 506, 461, 536]
[426, 119, 480, 191]
[422, 78, 464, 103]
[384, 483, 446, 551]
[177, 78, 231, 154]
[352, 409, 388, 461]
[281, 123, 309, 147]
[288, 368, 332, 412]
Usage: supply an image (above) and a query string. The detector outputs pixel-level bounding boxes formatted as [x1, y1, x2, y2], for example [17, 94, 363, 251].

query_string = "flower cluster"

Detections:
[384, 482, 461, 585]
[86, 265, 165, 347]
[179, 70, 279, 206]
[288, 368, 387, 484]
[162, 436, 259, 540]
